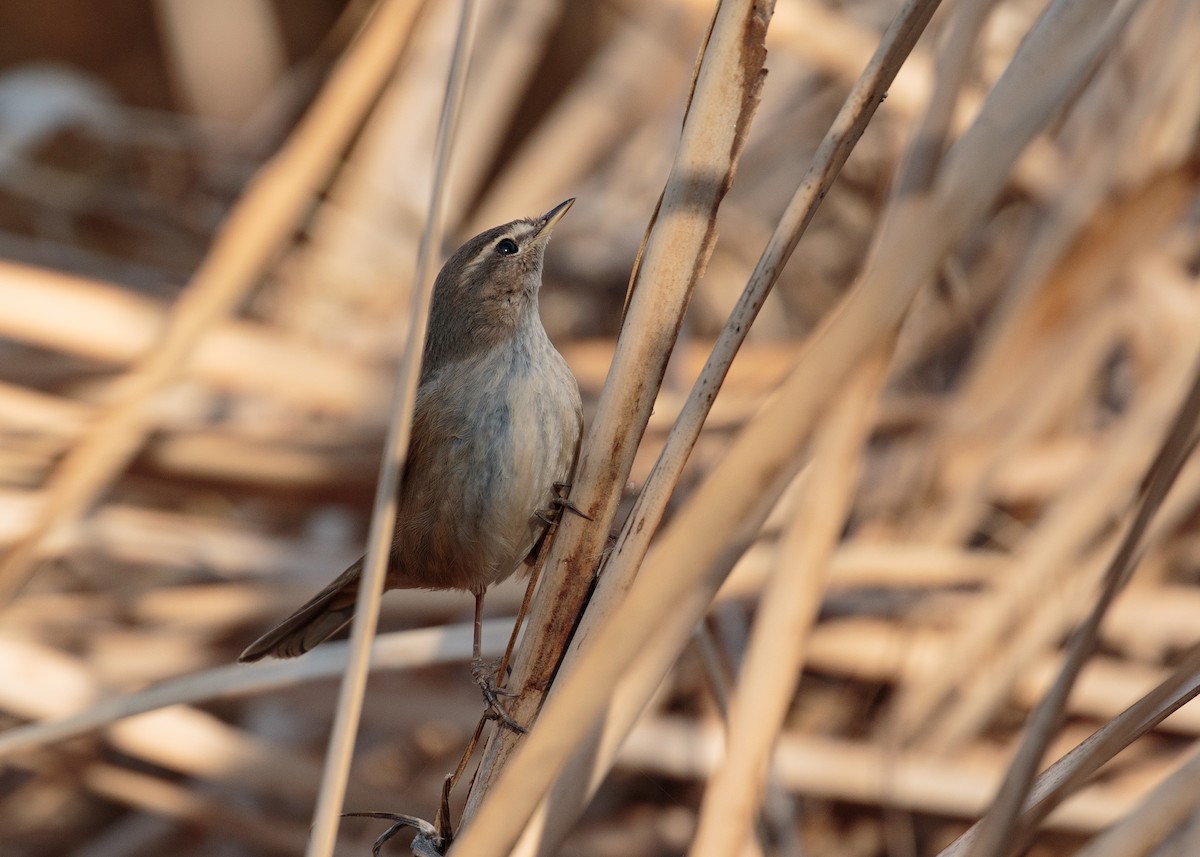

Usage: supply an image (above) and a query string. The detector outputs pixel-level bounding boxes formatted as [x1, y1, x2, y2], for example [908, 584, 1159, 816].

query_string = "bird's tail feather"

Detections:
[238, 558, 362, 662]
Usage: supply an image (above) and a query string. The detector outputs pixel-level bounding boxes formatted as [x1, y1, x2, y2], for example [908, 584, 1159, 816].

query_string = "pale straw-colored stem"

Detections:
[690, 350, 888, 857]
[306, 2, 480, 855]
[504, 0, 943, 851]
[459, 0, 773, 831]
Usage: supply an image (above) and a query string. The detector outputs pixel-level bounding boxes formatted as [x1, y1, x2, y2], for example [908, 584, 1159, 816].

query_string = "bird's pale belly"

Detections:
[387, 355, 578, 593]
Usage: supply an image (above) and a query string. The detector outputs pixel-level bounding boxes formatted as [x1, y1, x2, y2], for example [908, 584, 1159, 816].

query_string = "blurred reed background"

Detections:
[0, 0, 1198, 855]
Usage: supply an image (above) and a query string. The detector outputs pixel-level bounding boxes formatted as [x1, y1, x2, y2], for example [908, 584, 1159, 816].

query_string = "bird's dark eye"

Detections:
[495, 238, 519, 256]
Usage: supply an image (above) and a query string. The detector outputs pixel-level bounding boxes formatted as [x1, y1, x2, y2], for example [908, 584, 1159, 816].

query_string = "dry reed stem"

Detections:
[925, 167, 1199, 548]
[891, 0, 996, 198]
[921, 341, 1200, 752]
[0, 379, 89, 436]
[894, 180, 1200, 750]
[937, 643, 1200, 856]
[305, 3, 479, 854]
[0, 260, 387, 414]
[1073, 743, 1200, 857]
[806, 620, 1200, 735]
[155, 0, 286, 127]
[930, 438, 1200, 749]
[0, 619, 509, 759]
[81, 762, 310, 853]
[963, 348, 1200, 855]
[2, 4, 1192, 851]
[0, 0, 422, 604]
[27, 592, 1195, 793]
[620, 717, 1160, 834]
[669, 0, 934, 119]
[691, 351, 887, 857]
[503, 4, 945, 841]
[459, 0, 772, 833]
[581, 0, 942, 654]
[754, 0, 1067, 198]
[442, 0, 565, 220]
[468, 6, 688, 233]
[448, 0, 1148, 852]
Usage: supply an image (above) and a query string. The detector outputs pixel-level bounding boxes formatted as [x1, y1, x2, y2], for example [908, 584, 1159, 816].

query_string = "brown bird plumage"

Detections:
[239, 200, 583, 668]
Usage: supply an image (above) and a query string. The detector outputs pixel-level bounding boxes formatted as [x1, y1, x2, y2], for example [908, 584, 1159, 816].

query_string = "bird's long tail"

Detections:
[238, 558, 363, 662]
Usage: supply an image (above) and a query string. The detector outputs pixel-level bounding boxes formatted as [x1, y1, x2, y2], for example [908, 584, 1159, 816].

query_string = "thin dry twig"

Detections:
[305, 2, 481, 855]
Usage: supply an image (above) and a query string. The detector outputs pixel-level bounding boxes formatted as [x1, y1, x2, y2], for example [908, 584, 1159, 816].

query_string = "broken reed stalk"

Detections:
[458, 0, 773, 833]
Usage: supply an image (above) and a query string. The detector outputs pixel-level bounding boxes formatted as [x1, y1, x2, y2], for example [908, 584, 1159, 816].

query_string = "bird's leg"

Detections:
[470, 591, 526, 734]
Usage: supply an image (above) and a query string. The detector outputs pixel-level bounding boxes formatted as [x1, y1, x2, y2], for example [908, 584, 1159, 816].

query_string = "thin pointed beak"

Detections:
[535, 198, 575, 238]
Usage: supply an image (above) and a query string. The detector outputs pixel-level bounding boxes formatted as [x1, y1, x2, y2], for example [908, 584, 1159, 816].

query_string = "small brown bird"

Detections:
[239, 200, 584, 715]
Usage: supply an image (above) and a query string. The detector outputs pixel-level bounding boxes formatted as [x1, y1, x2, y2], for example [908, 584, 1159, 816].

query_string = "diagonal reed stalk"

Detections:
[458, 0, 774, 832]
[450, 0, 1153, 854]
[963, 357, 1200, 857]
[497, 1, 944, 852]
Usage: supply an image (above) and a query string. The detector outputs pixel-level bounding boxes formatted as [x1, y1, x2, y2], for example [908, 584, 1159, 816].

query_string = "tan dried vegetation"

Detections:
[0, 0, 1198, 855]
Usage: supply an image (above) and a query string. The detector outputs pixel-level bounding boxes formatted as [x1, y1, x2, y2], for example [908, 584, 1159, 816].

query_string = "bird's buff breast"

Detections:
[389, 344, 580, 592]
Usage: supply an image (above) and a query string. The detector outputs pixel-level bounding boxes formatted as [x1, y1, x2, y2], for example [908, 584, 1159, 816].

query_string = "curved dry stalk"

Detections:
[457, 0, 773, 834]
[0, 0, 423, 604]
[305, 3, 481, 855]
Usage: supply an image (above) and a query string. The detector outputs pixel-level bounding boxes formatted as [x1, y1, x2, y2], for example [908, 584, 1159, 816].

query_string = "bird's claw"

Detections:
[553, 496, 593, 521]
[545, 481, 593, 522]
[471, 658, 526, 734]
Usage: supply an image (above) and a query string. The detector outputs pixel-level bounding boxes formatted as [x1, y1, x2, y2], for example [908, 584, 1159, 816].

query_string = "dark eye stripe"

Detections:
[496, 238, 519, 256]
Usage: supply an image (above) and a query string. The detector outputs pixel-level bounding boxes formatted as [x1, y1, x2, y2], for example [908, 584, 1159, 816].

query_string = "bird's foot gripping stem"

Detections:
[471, 657, 526, 734]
